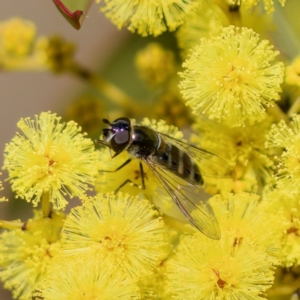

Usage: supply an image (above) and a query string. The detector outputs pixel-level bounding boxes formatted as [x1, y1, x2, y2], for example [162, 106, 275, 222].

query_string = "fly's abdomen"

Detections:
[155, 142, 203, 185]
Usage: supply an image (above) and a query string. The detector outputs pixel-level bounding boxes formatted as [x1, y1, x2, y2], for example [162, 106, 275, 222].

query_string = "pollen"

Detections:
[0, 174, 7, 202]
[36, 255, 141, 300]
[191, 115, 276, 193]
[266, 114, 300, 196]
[0, 211, 64, 299]
[3, 111, 98, 210]
[180, 26, 284, 127]
[61, 193, 169, 279]
[176, 0, 229, 58]
[36, 35, 75, 73]
[264, 190, 300, 268]
[166, 231, 276, 300]
[0, 18, 36, 57]
[229, 0, 286, 13]
[96, 0, 196, 37]
[135, 43, 175, 87]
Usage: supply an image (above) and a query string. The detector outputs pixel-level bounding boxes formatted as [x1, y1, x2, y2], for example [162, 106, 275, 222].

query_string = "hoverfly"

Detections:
[97, 117, 226, 239]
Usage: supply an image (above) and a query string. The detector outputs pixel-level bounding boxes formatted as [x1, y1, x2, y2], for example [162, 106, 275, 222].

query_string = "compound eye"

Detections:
[111, 128, 130, 153]
[113, 129, 129, 145]
[110, 119, 131, 153]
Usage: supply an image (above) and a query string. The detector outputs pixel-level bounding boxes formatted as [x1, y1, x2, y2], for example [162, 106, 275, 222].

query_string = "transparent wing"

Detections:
[157, 132, 230, 178]
[143, 157, 221, 240]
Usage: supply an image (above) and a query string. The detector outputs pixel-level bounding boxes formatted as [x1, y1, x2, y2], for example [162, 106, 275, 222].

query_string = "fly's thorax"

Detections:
[127, 125, 160, 158]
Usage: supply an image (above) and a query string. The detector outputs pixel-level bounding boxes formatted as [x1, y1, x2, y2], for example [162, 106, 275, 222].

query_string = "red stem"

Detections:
[53, 0, 84, 30]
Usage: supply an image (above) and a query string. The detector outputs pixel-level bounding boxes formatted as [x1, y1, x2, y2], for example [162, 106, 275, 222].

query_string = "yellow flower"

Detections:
[0, 174, 7, 202]
[135, 43, 175, 87]
[266, 191, 300, 268]
[4, 112, 97, 210]
[191, 115, 276, 193]
[176, 0, 229, 58]
[0, 211, 64, 299]
[0, 18, 42, 71]
[139, 118, 184, 140]
[166, 231, 275, 300]
[266, 114, 300, 196]
[37, 255, 141, 300]
[209, 193, 282, 259]
[96, 148, 146, 194]
[96, 0, 196, 37]
[177, 0, 274, 59]
[0, 18, 36, 57]
[166, 192, 282, 299]
[65, 94, 106, 138]
[138, 265, 171, 299]
[228, 0, 286, 13]
[180, 26, 284, 127]
[154, 90, 194, 128]
[62, 193, 168, 279]
[36, 35, 75, 73]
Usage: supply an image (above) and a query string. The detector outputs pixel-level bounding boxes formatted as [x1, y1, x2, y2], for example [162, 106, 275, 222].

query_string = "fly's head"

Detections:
[97, 117, 132, 157]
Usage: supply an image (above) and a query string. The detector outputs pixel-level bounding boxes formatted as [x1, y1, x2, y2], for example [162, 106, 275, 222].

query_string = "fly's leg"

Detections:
[100, 158, 132, 173]
[115, 179, 140, 193]
[139, 162, 145, 189]
[100, 159, 146, 192]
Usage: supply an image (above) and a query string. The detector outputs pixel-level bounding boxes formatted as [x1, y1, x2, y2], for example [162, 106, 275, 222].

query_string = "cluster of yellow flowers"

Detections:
[2, 0, 300, 299]
[0, 18, 75, 72]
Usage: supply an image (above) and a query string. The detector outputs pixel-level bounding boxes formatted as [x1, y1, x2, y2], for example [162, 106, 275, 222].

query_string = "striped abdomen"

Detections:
[153, 138, 203, 185]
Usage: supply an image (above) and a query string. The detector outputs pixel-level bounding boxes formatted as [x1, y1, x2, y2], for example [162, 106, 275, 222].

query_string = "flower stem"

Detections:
[288, 96, 300, 116]
[42, 191, 51, 217]
[267, 103, 289, 123]
[267, 281, 300, 297]
[69, 63, 148, 116]
[228, 6, 242, 26]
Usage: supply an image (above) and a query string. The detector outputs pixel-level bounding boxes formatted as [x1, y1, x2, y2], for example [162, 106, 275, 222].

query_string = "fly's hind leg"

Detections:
[139, 162, 145, 190]
[100, 159, 146, 192]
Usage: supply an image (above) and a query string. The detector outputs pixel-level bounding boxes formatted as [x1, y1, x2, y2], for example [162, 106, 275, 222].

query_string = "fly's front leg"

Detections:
[100, 158, 146, 192]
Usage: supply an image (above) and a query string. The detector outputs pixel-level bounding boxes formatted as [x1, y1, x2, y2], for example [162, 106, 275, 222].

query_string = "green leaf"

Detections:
[53, 0, 93, 30]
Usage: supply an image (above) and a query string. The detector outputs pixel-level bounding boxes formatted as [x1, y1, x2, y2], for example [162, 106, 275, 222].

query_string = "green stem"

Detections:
[288, 96, 300, 116]
[42, 192, 51, 217]
[0, 220, 25, 230]
[268, 284, 299, 297]
[267, 103, 289, 123]
[228, 7, 242, 27]
[267, 276, 300, 298]
[69, 63, 149, 116]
